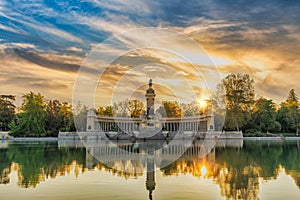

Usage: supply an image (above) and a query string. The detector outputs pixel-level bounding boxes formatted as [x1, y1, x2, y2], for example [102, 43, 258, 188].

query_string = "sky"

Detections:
[1, 0, 300, 106]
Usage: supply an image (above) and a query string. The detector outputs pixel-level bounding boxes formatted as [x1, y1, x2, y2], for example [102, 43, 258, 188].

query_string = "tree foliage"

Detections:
[287, 89, 299, 102]
[252, 98, 280, 133]
[1, 74, 299, 136]
[46, 100, 62, 134]
[59, 102, 76, 132]
[9, 92, 47, 137]
[0, 95, 16, 131]
[97, 105, 114, 117]
[128, 99, 145, 118]
[46, 100, 75, 135]
[8, 93, 75, 137]
[157, 101, 182, 118]
[277, 90, 299, 134]
[110, 99, 145, 118]
[222, 74, 255, 131]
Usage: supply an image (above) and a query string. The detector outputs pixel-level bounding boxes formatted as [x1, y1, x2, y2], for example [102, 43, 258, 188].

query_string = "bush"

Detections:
[271, 121, 282, 133]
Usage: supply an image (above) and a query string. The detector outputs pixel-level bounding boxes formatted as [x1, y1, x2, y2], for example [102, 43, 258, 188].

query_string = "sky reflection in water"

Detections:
[0, 139, 299, 200]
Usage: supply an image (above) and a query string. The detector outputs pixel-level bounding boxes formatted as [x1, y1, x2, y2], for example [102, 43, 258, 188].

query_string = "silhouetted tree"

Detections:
[0, 95, 16, 131]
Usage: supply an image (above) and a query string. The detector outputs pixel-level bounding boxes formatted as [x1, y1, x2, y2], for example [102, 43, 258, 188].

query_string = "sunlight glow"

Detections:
[201, 165, 207, 177]
[209, 55, 233, 66]
[198, 99, 207, 108]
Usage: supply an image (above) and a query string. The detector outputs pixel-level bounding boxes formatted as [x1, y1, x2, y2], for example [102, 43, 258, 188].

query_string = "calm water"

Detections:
[0, 139, 299, 200]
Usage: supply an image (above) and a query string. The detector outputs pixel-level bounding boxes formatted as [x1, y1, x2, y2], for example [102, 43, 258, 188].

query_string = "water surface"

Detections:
[0, 139, 299, 200]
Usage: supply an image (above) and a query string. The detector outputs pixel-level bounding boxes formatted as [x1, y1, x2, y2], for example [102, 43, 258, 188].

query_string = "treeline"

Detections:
[0, 92, 77, 137]
[218, 74, 299, 135]
[95, 99, 208, 118]
[0, 73, 299, 136]
[95, 73, 300, 135]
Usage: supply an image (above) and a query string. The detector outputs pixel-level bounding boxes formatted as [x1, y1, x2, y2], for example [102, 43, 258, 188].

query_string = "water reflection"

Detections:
[0, 139, 299, 199]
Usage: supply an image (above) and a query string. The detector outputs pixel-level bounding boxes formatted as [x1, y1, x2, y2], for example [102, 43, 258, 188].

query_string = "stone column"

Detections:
[86, 109, 96, 132]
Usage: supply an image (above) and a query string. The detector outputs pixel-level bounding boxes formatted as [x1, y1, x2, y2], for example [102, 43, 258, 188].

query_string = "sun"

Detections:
[198, 99, 207, 108]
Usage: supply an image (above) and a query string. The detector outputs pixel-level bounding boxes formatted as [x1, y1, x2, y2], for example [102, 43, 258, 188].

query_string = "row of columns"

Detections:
[98, 121, 140, 132]
[89, 143, 207, 158]
[87, 109, 214, 132]
[96, 120, 210, 132]
[163, 121, 207, 132]
[99, 121, 208, 132]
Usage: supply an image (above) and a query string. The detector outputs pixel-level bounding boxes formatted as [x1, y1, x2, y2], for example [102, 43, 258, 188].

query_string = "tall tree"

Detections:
[222, 74, 255, 131]
[287, 89, 299, 102]
[59, 102, 75, 131]
[278, 89, 299, 134]
[0, 95, 16, 131]
[46, 100, 62, 135]
[277, 102, 294, 133]
[9, 92, 46, 137]
[252, 98, 280, 133]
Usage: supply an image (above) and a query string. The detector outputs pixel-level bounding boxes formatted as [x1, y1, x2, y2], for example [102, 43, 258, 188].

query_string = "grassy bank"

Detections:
[243, 132, 300, 137]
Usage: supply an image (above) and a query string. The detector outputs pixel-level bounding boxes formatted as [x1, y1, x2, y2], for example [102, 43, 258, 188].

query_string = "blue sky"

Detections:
[1, 0, 300, 105]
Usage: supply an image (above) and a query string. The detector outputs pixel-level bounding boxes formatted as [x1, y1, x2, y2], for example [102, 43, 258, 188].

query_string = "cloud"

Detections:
[8, 42, 36, 49]
[0, 2, 84, 45]
[0, 51, 77, 104]
[81, 0, 159, 16]
[65, 46, 83, 52]
[0, 0, 300, 104]
[0, 23, 23, 34]
[12, 49, 81, 72]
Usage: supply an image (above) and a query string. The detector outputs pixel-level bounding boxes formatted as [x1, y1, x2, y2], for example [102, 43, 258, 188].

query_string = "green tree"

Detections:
[222, 73, 255, 131]
[252, 98, 280, 133]
[9, 92, 46, 137]
[277, 89, 299, 134]
[59, 102, 75, 132]
[46, 100, 62, 135]
[0, 95, 16, 131]
[277, 102, 294, 132]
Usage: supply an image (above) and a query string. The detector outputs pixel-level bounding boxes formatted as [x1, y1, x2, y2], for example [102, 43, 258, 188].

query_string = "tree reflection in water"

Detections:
[0, 140, 299, 199]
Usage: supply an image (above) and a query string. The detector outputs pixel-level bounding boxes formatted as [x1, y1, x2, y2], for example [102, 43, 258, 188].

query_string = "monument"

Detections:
[85, 79, 215, 139]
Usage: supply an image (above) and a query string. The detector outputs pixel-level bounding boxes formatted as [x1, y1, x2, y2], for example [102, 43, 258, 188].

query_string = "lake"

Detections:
[0, 139, 299, 200]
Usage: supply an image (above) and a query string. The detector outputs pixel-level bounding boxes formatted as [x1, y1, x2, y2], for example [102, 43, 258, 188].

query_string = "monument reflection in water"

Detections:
[0, 139, 300, 200]
[77, 136, 236, 200]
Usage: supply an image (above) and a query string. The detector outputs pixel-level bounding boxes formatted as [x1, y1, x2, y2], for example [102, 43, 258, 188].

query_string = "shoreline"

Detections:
[4, 137, 58, 141]
[243, 136, 300, 140]
[2, 136, 300, 141]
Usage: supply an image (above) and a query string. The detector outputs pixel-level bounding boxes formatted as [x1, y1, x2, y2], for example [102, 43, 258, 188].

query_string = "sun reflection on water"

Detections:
[200, 165, 207, 177]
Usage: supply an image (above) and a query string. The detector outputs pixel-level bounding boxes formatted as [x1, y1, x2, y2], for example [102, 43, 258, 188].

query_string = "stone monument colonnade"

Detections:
[86, 79, 215, 134]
